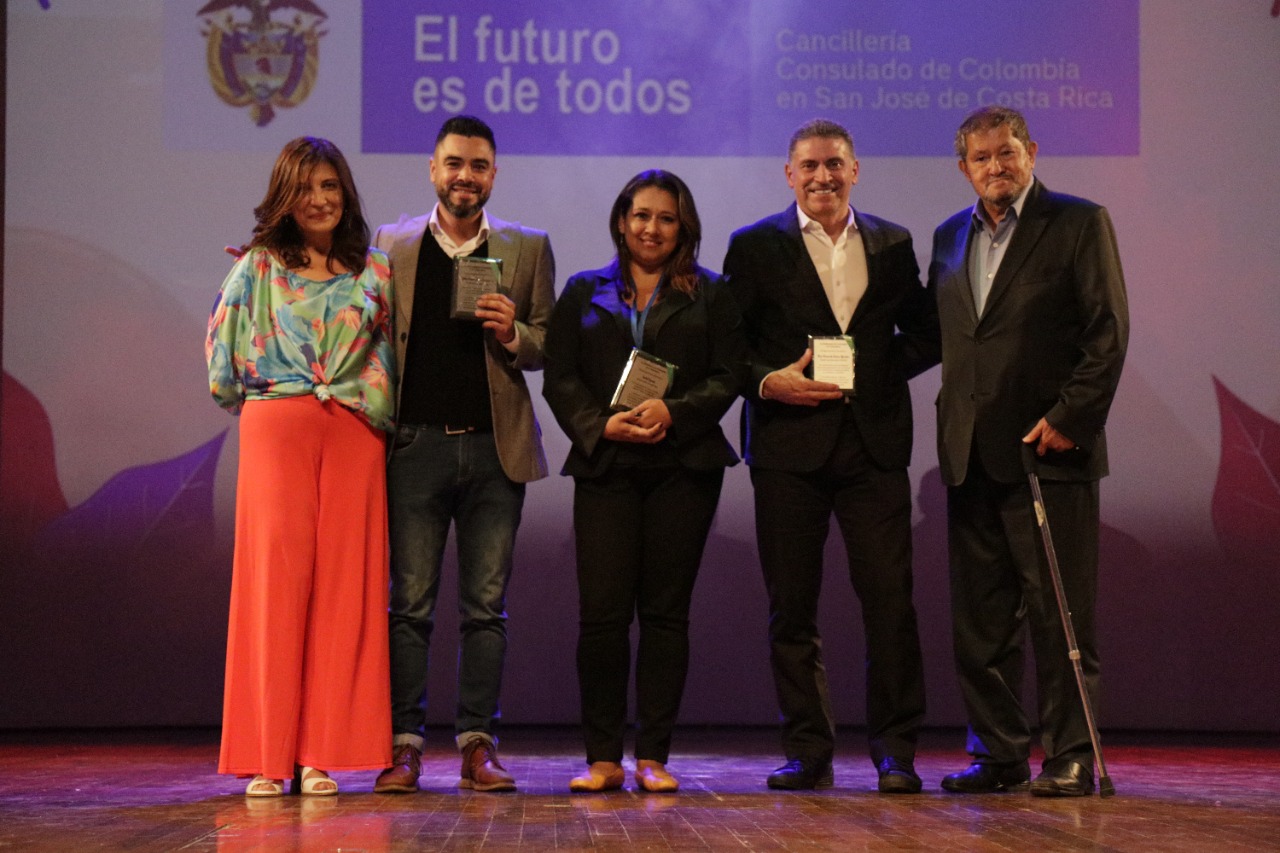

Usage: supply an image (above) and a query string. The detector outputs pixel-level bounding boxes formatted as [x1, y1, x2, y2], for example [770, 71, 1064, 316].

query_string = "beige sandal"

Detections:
[245, 775, 284, 797]
[294, 766, 339, 796]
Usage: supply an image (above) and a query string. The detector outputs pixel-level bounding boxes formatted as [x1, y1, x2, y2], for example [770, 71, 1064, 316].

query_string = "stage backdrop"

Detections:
[3, 0, 1278, 733]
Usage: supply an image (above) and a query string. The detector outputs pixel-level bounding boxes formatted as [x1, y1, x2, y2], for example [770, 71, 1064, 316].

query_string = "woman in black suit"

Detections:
[543, 170, 744, 793]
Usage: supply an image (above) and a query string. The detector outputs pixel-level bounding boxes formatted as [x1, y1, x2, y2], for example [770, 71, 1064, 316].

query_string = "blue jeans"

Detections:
[387, 426, 525, 740]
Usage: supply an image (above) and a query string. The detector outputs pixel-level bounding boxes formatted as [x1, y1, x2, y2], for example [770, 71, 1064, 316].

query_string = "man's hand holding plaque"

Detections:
[806, 335, 856, 395]
[452, 256, 505, 320]
[475, 293, 517, 344]
[760, 347, 845, 406]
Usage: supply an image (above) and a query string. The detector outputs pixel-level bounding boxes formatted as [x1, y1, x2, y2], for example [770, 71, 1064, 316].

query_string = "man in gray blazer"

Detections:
[372, 115, 555, 794]
[929, 106, 1128, 797]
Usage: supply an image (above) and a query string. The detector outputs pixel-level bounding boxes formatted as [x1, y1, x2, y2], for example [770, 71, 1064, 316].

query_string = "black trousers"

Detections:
[750, 418, 925, 767]
[572, 465, 724, 764]
[947, 450, 1100, 768]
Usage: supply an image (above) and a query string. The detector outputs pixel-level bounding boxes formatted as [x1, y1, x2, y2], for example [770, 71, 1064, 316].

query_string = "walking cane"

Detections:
[1021, 442, 1116, 798]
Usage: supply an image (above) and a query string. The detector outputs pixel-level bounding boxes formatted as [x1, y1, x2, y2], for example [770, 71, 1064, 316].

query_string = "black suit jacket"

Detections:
[723, 204, 939, 473]
[929, 179, 1129, 485]
[542, 262, 744, 479]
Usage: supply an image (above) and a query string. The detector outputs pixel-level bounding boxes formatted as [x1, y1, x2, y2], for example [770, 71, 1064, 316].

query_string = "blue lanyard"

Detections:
[629, 278, 663, 348]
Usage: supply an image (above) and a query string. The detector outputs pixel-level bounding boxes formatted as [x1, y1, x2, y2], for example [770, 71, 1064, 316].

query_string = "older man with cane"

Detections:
[928, 106, 1129, 797]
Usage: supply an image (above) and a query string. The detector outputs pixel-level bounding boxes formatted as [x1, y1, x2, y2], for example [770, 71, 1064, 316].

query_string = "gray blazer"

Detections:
[374, 211, 556, 483]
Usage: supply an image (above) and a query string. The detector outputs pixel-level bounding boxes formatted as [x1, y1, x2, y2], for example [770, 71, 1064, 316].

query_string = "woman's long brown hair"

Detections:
[242, 136, 371, 275]
[609, 169, 702, 299]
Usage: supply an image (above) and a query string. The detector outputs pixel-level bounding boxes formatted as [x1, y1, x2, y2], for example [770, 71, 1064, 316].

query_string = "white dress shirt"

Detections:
[797, 204, 867, 331]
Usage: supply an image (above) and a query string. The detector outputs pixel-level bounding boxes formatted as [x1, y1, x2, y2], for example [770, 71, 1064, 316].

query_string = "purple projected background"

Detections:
[362, 0, 1138, 156]
[3, 1, 1278, 735]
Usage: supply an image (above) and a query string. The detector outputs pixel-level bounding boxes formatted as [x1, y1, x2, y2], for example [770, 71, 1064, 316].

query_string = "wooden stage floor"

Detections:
[1, 727, 1277, 852]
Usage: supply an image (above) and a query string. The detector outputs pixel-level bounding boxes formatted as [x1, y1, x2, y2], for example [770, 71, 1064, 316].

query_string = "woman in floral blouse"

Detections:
[206, 137, 396, 797]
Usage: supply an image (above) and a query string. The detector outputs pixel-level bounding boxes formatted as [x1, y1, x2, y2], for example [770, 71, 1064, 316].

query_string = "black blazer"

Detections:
[929, 178, 1129, 485]
[723, 203, 939, 473]
[542, 261, 744, 479]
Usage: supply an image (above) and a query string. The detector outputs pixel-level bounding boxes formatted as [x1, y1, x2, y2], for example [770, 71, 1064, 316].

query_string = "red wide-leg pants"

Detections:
[218, 396, 391, 779]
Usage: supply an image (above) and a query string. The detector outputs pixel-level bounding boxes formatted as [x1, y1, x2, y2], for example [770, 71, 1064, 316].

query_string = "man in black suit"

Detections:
[930, 106, 1129, 797]
[723, 119, 939, 794]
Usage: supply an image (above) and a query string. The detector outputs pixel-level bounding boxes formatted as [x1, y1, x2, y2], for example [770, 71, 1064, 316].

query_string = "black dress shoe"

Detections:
[767, 758, 834, 790]
[940, 761, 1030, 793]
[876, 757, 922, 794]
[1030, 759, 1094, 797]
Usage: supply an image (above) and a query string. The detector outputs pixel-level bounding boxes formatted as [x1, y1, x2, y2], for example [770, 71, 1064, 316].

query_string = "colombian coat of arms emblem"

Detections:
[198, 0, 328, 127]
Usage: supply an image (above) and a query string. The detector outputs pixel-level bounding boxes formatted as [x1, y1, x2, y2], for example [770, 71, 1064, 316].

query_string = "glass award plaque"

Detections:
[610, 348, 676, 411]
[451, 256, 504, 320]
[807, 334, 856, 394]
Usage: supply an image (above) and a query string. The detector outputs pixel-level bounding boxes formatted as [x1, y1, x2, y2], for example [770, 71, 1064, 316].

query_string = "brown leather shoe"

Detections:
[374, 743, 422, 794]
[458, 738, 516, 792]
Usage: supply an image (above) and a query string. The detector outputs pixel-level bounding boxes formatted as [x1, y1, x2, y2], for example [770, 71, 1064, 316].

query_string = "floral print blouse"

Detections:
[206, 246, 397, 432]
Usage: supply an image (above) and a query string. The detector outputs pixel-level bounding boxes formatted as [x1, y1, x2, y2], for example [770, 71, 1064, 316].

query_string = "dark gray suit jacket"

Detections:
[929, 178, 1129, 485]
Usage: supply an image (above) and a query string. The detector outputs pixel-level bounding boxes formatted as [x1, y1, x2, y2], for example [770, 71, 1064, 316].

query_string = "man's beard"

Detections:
[437, 182, 489, 219]
[983, 176, 1025, 210]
